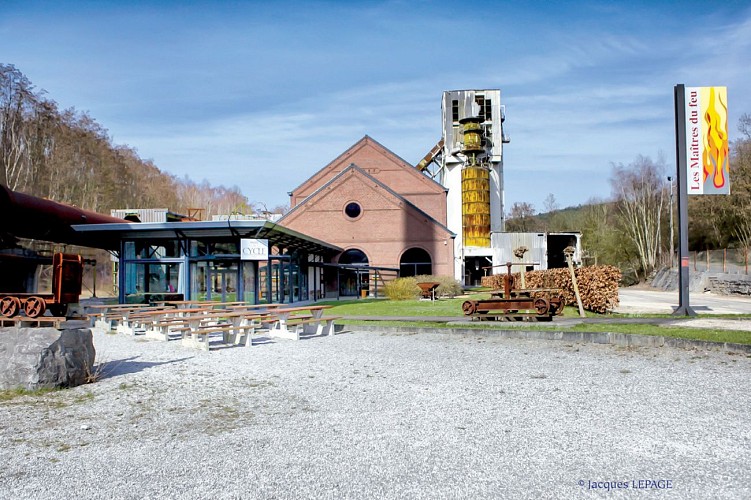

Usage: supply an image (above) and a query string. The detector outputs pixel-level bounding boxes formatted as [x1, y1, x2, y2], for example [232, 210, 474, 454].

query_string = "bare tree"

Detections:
[729, 115, 751, 256]
[0, 64, 36, 189]
[543, 193, 559, 214]
[505, 202, 536, 232]
[610, 154, 667, 278]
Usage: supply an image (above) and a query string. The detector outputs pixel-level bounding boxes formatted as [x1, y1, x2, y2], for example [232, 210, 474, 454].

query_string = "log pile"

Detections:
[481, 265, 621, 313]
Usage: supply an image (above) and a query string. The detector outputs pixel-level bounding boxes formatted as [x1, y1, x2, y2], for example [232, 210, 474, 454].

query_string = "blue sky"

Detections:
[3, 0, 750, 213]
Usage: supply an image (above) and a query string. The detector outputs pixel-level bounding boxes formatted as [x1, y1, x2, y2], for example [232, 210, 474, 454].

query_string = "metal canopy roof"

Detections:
[71, 220, 342, 255]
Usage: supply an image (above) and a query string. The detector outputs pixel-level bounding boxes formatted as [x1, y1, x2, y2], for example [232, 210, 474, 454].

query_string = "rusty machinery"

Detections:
[0, 185, 127, 318]
[462, 262, 563, 321]
[1, 253, 83, 318]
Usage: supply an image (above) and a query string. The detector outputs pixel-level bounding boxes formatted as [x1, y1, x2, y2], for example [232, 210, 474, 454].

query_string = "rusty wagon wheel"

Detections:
[534, 297, 550, 316]
[462, 300, 477, 316]
[1, 296, 21, 318]
[24, 296, 47, 318]
[548, 300, 562, 316]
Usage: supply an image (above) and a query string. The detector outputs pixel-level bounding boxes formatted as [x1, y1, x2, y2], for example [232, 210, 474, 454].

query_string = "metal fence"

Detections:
[688, 248, 749, 274]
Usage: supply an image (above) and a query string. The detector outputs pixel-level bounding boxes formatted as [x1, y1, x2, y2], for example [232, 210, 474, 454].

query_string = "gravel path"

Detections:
[1, 330, 750, 499]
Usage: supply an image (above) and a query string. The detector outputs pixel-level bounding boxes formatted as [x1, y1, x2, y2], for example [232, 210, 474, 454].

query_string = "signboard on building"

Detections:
[240, 239, 269, 260]
[684, 86, 729, 195]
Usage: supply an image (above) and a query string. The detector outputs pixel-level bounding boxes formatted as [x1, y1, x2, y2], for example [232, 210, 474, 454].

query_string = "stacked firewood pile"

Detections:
[481, 265, 621, 313]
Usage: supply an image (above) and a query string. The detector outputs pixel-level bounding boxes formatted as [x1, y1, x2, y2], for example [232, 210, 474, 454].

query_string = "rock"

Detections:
[707, 273, 751, 295]
[0, 327, 96, 390]
[651, 267, 708, 292]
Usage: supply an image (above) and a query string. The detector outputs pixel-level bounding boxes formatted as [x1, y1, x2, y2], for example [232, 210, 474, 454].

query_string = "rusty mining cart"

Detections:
[462, 262, 564, 322]
[0, 252, 83, 318]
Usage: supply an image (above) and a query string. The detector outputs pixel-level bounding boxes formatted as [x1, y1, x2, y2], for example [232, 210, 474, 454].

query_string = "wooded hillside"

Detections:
[1, 64, 256, 219]
[505, 115, 751, 281]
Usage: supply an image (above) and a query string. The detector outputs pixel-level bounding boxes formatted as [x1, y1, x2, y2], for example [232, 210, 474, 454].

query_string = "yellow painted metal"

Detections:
[461, 166, 490, 247]
[462, 122, 484, 152]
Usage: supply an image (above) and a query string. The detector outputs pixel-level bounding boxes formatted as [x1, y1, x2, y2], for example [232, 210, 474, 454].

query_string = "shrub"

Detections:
[384, 277, 421, 300]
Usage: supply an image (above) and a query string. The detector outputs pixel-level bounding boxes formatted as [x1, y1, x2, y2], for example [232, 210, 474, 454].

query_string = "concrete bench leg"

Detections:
[268, 321, 300, 341]
[94, 319, 112, 333]
[233, 326, 255, 347]
[322, 320, 336, 336]
[144, 328, 169, 341]
[182, 333, 210, 351]
[222, 329, 236, 344]
[301, 322, 318, 336]
[117, 324, 136, 336]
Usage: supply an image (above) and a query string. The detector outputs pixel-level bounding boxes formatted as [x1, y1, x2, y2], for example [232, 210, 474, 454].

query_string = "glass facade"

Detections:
[118, 235, 312, 305]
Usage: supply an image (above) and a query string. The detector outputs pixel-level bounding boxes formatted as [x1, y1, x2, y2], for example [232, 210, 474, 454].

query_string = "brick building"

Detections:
[280, 136, 455, 296]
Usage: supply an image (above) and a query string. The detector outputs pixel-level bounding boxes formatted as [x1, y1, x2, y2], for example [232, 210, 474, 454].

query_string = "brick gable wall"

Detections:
[290, 137, 447, 225]
[282, 168, 454, 276]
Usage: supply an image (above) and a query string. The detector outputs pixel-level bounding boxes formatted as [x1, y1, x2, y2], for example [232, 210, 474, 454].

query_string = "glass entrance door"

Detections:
[193, 261, 239, 302]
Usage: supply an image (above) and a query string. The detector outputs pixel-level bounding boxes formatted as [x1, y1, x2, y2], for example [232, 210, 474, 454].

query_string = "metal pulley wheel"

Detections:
[24, 296, 47, 318]
[549, 300, 561, 315]
[462, 300, 477, 315]
[534, 297, 550, 315]
[1, 297, 21, 318]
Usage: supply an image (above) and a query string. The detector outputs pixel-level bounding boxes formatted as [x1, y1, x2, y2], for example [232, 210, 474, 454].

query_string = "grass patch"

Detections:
[339, 318, 751, 345]
[73, 391, 95, 404]
[326, 294, 751, 346]
[322, 297, 598, 318]
[321, 297, 467, 317]
[0, 387, 59, 402]
[567, 323, 751, 344]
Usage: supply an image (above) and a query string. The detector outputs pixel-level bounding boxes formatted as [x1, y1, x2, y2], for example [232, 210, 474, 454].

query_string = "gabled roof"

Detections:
[281, 163, 455, 237]
[288, 135, 447, 199]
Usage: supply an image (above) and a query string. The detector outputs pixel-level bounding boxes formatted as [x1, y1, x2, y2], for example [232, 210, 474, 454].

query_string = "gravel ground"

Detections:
[1, 329, 750, 499]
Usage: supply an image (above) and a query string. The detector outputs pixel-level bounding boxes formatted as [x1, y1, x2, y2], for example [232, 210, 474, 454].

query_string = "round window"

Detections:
[344, 202, 362, 219]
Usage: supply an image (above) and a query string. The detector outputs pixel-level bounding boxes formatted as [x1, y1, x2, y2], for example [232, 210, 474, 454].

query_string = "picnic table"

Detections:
[267, 305, 340, 341]
[176, 310, 270, 350]
[85, 303, 153, 332]
[153, 300, 223, 309]
[119, 306, 213, 336]
[227, 303, 283, 312]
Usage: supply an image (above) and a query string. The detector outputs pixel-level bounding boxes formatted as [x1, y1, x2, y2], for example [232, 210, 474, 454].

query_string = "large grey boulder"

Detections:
[651, 267, 708, 292]
[0, 327, 96, 390]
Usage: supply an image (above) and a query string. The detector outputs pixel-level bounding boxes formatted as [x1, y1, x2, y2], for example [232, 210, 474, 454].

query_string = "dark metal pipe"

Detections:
[1, 184, 127, 245]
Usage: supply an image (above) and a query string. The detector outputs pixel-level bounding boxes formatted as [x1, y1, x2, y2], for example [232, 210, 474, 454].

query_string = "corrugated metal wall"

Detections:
[491, 232, 547, 270]
[110, 209, 169, 223]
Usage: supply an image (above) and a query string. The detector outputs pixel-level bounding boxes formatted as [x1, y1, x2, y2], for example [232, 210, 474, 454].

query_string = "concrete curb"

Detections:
[342, 324, 751, 354]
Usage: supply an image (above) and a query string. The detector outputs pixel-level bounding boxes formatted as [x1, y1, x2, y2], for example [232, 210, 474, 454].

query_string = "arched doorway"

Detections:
[400, 248, 432, 277]
[338, 249, 369, 296]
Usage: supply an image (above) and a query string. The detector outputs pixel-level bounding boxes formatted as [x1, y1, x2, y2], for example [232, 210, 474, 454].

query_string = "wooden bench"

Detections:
[171, 310, 271, 350]
[180, 322, 259, 351]
[85, 304, 152, 331]
[144, 317, 193, 341]
[118, 306, 213, 336]
[115, 308, 175, 336]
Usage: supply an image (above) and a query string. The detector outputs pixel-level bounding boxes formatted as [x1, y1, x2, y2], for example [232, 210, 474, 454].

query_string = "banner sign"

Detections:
[240, 239, 269, 261]
[685, 86, 729, 195]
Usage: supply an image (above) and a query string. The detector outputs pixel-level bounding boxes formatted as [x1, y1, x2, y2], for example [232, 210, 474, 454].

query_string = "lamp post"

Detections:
[668, 176, 675, 268]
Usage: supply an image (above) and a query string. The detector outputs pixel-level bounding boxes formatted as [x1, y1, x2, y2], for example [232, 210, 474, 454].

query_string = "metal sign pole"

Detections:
[673, 84, 696, 316]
